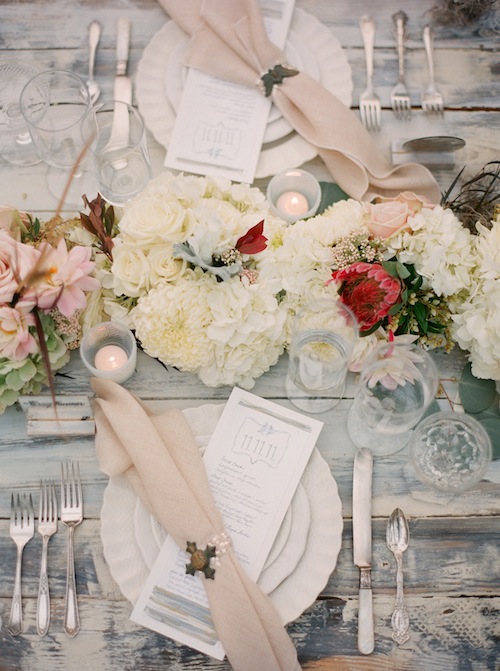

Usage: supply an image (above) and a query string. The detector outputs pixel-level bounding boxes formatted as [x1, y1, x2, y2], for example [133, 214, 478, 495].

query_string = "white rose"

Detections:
[118, 193, 191, 247]
[111, 243, 151, 297]
[147, 245, 187, 285]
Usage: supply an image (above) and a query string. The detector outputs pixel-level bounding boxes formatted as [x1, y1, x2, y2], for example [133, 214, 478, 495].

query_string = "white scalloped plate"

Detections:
[100, 403, 343, 625]
[136, 8, 352, 178]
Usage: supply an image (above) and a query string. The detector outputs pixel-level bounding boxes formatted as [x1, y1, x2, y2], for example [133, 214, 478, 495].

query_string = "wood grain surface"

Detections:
[0, 1, 499, 669]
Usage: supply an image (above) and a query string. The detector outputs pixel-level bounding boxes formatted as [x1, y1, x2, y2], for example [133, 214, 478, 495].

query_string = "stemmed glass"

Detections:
[0, 60, 42, 166]
[19, 69, 97, 208]
[347, 341, 439, 456]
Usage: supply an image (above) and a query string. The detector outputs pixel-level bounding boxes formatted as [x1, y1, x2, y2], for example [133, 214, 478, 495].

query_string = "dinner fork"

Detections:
[390, 11, 411, 121]
[359, 15, 381, 132]
[61, 462, 83, 638]
[8, 493, 34, 636]
[421, 25, 444, 115]
[37, 480, 58, 637]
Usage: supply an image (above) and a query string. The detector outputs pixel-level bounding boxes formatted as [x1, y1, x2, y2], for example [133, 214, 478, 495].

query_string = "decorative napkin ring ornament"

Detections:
[185, 532, 232, 579]
[259, 63, 299, 97]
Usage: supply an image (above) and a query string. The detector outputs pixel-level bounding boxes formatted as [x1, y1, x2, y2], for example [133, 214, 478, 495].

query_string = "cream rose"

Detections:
[118, 194, 191, 247]
[147, 245, 187, 285]
[111, 243, 151, 297]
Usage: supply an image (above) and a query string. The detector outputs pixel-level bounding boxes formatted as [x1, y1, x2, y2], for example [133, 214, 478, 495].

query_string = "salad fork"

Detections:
[359, 15, 381, 132]
[421, 25, 444, 115]
[37, 480, 58, 637]
[8, 493, 34, 636]
[61, 462, 83, 638]
[390, 11, 411, 121]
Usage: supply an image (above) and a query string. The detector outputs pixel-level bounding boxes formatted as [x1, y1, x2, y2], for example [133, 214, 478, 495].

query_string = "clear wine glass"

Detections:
[347, 341, 439, 456]
[19, 69, 97, 208]
[0, 60, 42, 166]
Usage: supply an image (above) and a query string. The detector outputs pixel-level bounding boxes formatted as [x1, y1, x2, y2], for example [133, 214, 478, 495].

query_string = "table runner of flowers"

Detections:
[1, 170, 499, 416]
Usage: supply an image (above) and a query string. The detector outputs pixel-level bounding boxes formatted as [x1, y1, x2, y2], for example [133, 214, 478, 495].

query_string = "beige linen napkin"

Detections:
[92, 378, 302, 671]
[157, 0, 441, 203]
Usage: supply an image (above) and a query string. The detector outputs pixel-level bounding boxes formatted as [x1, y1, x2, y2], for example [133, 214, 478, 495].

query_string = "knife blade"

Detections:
[108, 17, 132, 151]
[353, 447, 374, 655]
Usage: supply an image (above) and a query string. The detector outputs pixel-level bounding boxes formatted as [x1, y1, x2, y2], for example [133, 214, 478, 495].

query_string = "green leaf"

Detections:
[459, 363, 497, 413]
[478, 418, 500, 460]
[396, 261, 410, 279]
[413, 302, 428, 334]
[388, 302, 403, 316]
[316, 182, 348, 214]
[382, 261, 399, 277]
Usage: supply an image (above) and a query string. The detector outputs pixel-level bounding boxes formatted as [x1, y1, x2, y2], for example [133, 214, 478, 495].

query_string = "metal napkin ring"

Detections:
[259, 63, 299, 97]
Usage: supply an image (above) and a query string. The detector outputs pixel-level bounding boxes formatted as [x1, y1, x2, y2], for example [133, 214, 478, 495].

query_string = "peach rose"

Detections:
[363, 191, 437, 239]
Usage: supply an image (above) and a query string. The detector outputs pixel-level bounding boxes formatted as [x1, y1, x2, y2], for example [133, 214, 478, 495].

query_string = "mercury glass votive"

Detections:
[267, 168, 321, 223]
[80, 321, 137, 383]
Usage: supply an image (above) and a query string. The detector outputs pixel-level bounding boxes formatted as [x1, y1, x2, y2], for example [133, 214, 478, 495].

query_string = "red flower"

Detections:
[330, 262, 402, 332]
[235, 220, 267, 255]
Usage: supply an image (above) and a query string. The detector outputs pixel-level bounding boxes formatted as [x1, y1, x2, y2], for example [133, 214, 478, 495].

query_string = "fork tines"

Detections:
[359, 15, 381, 132]
[61, 461, 82, 512]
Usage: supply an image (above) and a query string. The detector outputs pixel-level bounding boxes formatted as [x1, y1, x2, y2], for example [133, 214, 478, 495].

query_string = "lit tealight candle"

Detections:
[276, 190, 309, 217]
[94, 345, 129, 372]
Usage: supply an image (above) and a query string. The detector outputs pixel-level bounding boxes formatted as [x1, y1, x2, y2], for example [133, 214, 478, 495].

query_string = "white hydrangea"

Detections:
[387, 206, 477, 298]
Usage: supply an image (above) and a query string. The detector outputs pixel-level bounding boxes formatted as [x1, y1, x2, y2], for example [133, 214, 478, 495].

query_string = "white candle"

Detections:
[94, 345, 129, 371]
[276, 190, 309, 217]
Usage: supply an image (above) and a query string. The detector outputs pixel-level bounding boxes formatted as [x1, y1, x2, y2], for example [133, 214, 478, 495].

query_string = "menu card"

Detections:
[164, 0, 296, 183]
[131, 387, 323, 659]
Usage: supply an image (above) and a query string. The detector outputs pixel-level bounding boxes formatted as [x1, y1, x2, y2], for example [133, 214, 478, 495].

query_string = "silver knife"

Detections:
[353, 447, 375, 655]
[108, 17, 132, 151]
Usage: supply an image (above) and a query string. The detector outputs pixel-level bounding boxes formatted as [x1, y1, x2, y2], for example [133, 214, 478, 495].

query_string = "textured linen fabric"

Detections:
[92, 378, 303, 671]
[156, 0, 441, 203]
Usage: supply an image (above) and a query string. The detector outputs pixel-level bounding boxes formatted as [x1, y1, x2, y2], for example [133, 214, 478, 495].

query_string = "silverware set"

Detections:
[7, 461, 83, 637]
[359, 13, 444, 131]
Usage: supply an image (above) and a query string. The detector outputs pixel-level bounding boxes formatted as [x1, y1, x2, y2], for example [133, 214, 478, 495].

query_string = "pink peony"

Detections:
[35, 239, 100, 317]
[331, 262, 402, 332]
[0, 300, 38, 360]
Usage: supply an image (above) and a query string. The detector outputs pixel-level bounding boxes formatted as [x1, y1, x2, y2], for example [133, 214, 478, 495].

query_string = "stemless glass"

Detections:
[85, 101, 151, 206]
[286, 298, 359, 413]
[0, 60, 42, 166]
[347, 341, 439, 456]
[20, 69, 97, 208]
[410, 412, 492, 494]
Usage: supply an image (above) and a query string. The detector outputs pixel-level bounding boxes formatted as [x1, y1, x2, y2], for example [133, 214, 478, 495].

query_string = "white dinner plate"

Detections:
[136, 8, 353, 178]
[100, 403, 343, 625]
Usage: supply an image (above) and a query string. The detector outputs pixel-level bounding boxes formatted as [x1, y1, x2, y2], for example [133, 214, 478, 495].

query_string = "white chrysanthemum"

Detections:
[132, 273, 287, 388]
[132, 277, 214, 371]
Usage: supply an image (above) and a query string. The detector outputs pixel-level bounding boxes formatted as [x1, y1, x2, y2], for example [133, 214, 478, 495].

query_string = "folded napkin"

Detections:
[157, 0, 441, 203]
[92, 378, 302, 671]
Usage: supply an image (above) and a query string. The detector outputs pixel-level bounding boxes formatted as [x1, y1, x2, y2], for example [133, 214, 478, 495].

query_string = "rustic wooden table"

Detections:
[0, 1, 499, 670]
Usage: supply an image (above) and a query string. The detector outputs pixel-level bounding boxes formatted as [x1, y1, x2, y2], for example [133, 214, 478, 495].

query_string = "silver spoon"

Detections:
[86, 20, 101, 104]
[386, 508, 410, 644]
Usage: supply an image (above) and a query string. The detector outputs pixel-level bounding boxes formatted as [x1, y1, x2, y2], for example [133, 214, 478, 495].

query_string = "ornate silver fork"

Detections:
[37, 480, 58, 637]
[390, 11, 411, 121]
[8, 493, 34, 636]
[359, 15, 381, 132]
[421, 25, 444, 115]
[61, 462, 83, 638]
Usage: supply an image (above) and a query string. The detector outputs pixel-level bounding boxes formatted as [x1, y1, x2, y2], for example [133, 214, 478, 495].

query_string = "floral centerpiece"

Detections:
[89, 172, 290, 389]
[0, 207, 99, 412]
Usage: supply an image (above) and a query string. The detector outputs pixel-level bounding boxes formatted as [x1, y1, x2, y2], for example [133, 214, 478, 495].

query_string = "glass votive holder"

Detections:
[409, 411, 492, 494]
[80, 321, 137, 384]
[266, 168, 321, 223]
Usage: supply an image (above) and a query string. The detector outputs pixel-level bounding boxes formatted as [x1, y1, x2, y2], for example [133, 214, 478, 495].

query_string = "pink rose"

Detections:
[364, 191, 437, 239]
[363, 201, 412, 239]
